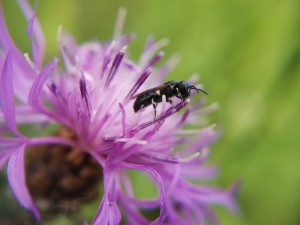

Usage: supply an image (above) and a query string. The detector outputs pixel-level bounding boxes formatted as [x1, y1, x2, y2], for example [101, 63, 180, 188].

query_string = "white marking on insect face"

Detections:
[155, 90, 161, 95]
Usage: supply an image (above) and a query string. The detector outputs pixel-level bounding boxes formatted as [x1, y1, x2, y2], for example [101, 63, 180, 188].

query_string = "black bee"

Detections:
[133, 80, 208, 119]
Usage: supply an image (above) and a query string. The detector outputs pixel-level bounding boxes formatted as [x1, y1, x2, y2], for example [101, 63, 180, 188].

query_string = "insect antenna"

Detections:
[190, 86, 208, 95]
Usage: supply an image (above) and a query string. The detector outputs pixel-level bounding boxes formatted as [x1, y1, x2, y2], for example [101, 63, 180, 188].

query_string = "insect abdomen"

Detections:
[133, 92, 161, 112]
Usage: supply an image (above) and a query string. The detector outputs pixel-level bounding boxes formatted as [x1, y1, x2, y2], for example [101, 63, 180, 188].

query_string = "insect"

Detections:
[133, 80, 208, 119]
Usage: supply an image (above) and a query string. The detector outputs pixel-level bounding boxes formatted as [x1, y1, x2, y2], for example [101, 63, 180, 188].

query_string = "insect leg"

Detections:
[167, 97, 173, 105]
[152, 98, 157, 120]
[176, 88, 183, 101]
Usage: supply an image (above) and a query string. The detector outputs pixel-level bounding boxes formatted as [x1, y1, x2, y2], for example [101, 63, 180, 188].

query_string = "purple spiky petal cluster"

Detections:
[0, 1, 237, 224]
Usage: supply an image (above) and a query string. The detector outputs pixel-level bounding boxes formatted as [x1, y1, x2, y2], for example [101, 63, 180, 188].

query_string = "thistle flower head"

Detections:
[0, 1, 237, 224]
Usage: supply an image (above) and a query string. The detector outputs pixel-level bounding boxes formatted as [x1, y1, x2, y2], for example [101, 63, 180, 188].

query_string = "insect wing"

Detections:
[132, 83, 169, 98]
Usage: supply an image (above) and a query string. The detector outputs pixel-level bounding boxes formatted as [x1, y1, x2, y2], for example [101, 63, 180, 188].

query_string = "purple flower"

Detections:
[0, 1, 238, 224]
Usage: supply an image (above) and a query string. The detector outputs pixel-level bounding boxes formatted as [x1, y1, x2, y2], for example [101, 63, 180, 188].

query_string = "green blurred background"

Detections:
[2, 0, 300, 225]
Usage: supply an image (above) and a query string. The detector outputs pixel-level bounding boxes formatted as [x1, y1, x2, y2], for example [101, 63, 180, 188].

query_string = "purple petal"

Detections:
[0, 2, 17, 51]
[91, 194, 109, 224]
[92, 197, 121, 225]
[200, 206, 218, 225]
[0, 53, 20, 136]
[14, 105, 50, 124]
[119, 195, 150, 225]
[58, 38, 76, 71]
[109, 202, 121, 225]
[7, 143, 40, 220]
[123, 163, 167, 225]
[183, 126, 219, 154]
[113, 7, 126, 40]
[156, 54, 180, 79]
[89, 113, 111, 143]
[139, 37, 169, 68]
[91, 168, 121, 225]
[0, 2, 36, 102]
[144, 36, 155, 52]
[0, 137, 25, 150]
[225, 182, 240, 213]
[145, 51, 164, 68]
[27, 136, 74, 146]
[125, 67, 152, 100]
[185, 183, 238, 213]
[0, 137, 24, 170]
[119, 103, 126, 137]
[79, 76, 91, 114]
[101, 41, 117, 75]
[17, 0, 45, 67]
[176, 99, 204, 128]
[139, 38, 169, 68]
[141, 151, 201, 164]
[102, 103, 127, 144]
[122, 196, 161, 209]
[28, 58, 58, 108]
[137, 100, 188, 130]
[105, 48, 125, 87]
[0, 148, 11, 170]
[182, 166, 217, 180]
